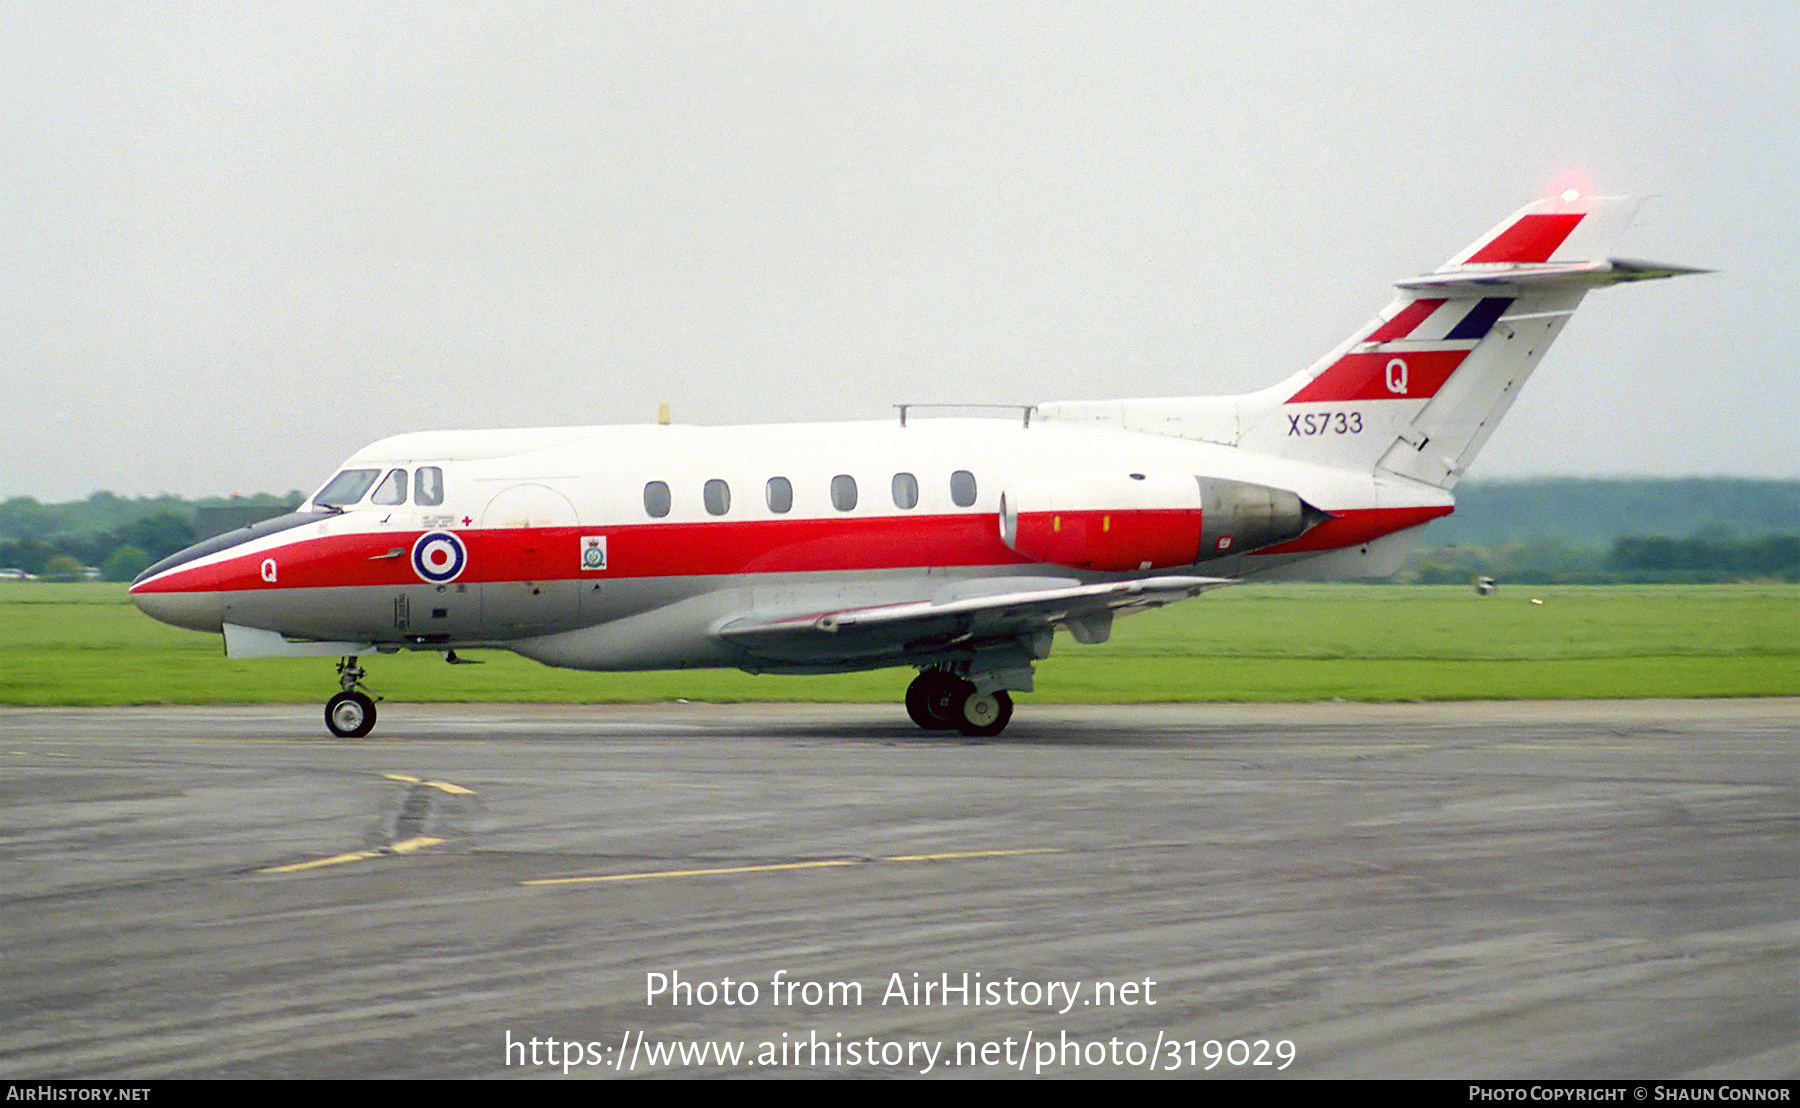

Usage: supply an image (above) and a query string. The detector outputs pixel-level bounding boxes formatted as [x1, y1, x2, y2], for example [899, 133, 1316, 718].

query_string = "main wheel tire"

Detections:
[904, 678, 938, 728]
[954, 688, 1013, 738]
[905, 671, 967, 730]
[325, 691, 377, 738]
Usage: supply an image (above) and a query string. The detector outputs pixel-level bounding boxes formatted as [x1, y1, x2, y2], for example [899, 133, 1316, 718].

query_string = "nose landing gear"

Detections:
[324, 656, 380, 738]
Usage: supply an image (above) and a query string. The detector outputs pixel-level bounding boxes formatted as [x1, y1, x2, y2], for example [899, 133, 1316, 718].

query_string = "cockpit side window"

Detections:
[371, 468, 409, 506]
[414, 466, 444, 506]
[314, 469, 381, 507]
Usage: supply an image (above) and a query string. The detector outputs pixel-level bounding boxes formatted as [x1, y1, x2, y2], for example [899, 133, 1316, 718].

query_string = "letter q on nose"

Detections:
[261, 558, 278, 583]
[1385, 358, 1409, 394]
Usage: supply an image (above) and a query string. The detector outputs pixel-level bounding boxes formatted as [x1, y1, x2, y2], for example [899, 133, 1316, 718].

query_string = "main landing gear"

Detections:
[324, 656, 379, 738]
[905, 668, 1014, 737]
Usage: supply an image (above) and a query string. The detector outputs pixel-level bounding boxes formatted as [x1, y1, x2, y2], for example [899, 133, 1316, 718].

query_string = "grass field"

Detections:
[1, 582, 1794, 706]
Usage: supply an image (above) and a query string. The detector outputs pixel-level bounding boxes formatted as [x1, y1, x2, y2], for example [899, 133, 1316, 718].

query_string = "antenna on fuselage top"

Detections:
[657, 403, 671, 426]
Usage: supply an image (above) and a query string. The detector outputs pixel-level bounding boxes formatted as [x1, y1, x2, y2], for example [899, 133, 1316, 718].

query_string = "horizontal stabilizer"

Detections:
[1397, 257, 1710, 296]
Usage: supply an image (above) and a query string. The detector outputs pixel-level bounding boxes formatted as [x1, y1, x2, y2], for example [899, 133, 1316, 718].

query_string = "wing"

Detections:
[713, 574, 1232, 668]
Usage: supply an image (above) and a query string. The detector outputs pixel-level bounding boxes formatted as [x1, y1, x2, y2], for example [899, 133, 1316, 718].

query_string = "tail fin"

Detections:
[1234, 194, 1704, 488]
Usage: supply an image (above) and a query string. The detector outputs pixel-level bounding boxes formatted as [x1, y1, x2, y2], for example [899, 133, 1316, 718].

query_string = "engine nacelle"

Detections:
[999, 474, 1202, 571]
[998, 474, 1323, 570]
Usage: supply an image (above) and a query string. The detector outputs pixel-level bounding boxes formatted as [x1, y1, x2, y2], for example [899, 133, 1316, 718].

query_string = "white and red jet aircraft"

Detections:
[131, 193, 1699, 737]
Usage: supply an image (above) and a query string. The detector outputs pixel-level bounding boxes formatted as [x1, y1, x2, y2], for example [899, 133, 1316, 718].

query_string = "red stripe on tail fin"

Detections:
[1466, 213, 1584, 263]
[1364, 298, 1446, 343]
[1286, 349, 1469, 403]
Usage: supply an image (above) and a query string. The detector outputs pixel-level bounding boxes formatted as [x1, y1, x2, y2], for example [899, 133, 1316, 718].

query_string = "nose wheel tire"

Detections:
[325, 691, 377, 738]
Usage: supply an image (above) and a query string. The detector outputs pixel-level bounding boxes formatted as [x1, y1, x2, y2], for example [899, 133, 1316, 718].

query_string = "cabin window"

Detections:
[830, 474, 858, 512]
[704, 479, 731, 516]
[892, 472, 919, 510]
[644, 481, 671, 518]
[314, 468, 380, 507]
[950, 469, 978, 507]
[414, 467, 444, 506]
[371, 468, 409, 506]
[766, 476, 793, 514]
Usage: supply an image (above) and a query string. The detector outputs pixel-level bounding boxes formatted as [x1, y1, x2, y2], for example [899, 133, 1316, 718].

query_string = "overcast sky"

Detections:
[4, 1, 1795, 501]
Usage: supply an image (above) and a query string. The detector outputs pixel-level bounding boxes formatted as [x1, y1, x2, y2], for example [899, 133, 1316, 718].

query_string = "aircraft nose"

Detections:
[125, 508, 322, 635]
[129, 579, 225, 634]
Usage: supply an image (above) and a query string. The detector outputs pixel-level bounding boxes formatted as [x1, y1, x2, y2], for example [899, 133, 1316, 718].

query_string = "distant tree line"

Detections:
[1609, 535, 1800, 581]
[1425, 477, 1799, 546]
[1402, 535, 1799, 584]
[1398, 477, 1799, 584]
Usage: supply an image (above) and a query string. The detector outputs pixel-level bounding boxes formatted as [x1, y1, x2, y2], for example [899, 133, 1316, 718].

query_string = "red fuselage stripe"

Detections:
[134, 514, 1029, 593]
[131, 506, 1445, 595]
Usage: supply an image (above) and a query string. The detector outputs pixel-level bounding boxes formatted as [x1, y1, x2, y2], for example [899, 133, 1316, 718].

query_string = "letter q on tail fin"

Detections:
[1236, 193, 1706, 489]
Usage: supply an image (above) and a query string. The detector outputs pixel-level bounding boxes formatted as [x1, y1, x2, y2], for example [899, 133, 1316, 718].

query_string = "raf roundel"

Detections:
[411, 531, 467, 584]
